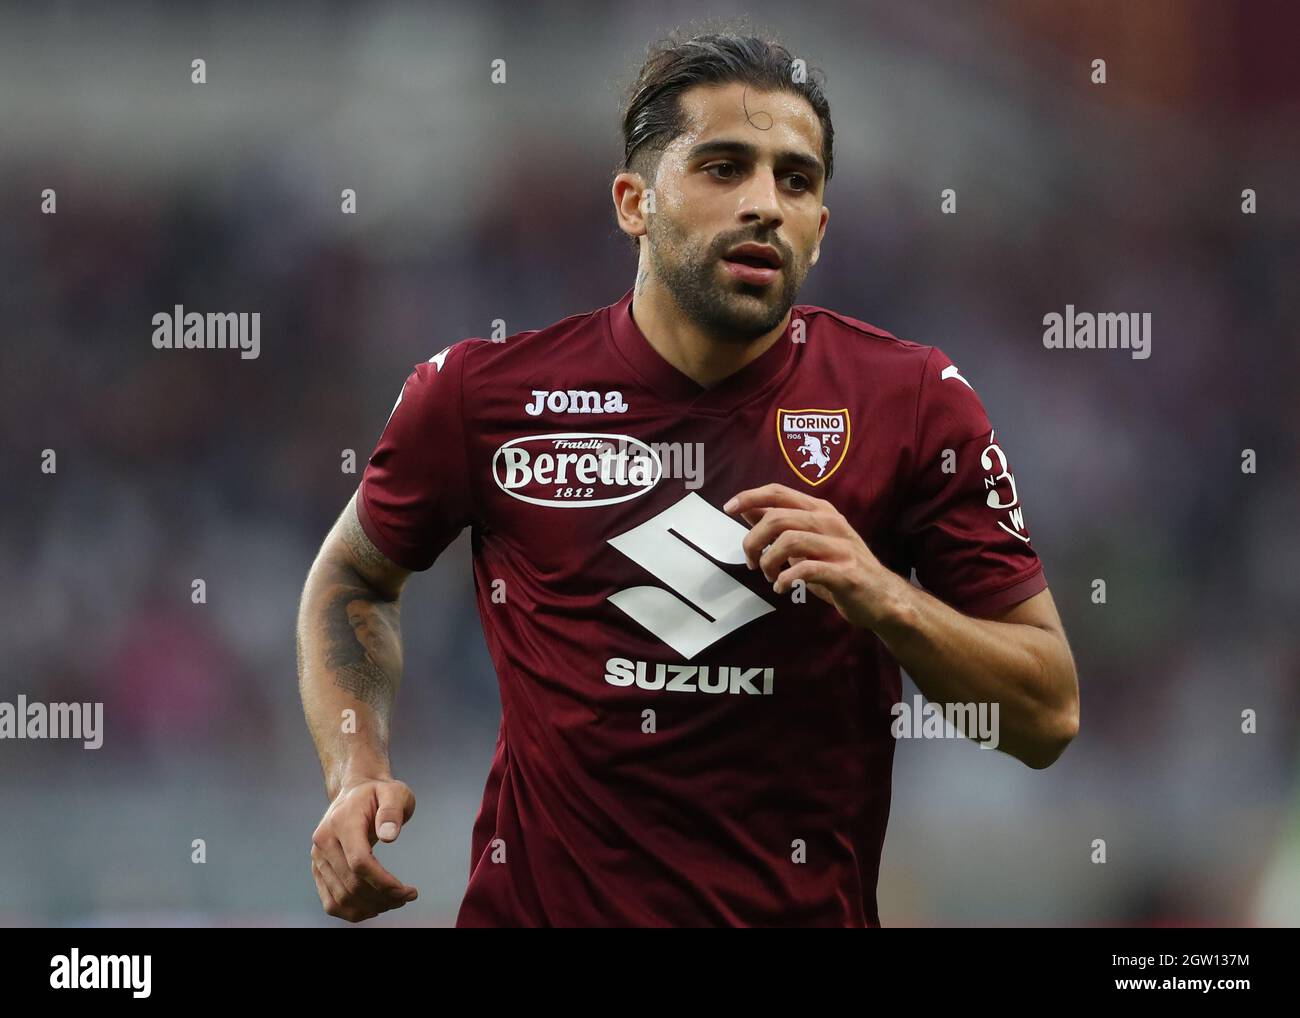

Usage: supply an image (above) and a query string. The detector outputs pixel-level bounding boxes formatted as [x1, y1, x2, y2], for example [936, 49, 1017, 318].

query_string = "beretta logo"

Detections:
[493, 432, 662, 508]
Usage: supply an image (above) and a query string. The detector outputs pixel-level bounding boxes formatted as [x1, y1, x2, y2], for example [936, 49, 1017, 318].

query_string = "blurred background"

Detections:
[1, 0, 1297, 926]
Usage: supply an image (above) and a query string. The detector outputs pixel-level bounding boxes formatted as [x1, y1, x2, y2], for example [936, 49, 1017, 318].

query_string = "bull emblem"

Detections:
[796, 435, 831, 478]
[777, 409, 851, 486]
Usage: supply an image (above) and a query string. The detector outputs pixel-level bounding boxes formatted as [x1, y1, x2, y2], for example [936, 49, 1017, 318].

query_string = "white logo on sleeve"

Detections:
[606, 493, 776, 659]
[940, 363, 973, 390]
[981, 431, 1029, 542]
[384, 346, 451, 429]
[384, 385, 406, 429]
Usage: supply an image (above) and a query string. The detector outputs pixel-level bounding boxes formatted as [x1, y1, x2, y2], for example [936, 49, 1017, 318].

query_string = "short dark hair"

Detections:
[620, 30, 834, 186]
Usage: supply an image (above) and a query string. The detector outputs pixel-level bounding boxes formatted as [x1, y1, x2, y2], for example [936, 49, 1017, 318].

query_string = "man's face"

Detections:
[346, 599, 400, 675]
[642, 82, 829, 340]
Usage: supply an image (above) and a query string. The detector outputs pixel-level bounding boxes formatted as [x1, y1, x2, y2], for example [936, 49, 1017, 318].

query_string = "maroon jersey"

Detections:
[357, 288, 1046, 927]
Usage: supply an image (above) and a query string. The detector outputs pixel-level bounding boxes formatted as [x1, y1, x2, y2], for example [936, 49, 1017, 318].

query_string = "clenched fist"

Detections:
[310, 777, 419, 922]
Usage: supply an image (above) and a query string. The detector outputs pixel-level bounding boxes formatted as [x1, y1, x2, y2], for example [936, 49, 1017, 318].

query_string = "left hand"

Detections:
[723, 483, 900, 631]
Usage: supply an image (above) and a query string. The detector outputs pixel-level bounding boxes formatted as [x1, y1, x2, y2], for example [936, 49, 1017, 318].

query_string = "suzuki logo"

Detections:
[606, 493, 776, 659]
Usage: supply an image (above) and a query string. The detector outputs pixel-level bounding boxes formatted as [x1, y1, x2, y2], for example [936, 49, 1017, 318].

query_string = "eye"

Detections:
[705, 162, 738, 180]
[783, 173, 811, 192]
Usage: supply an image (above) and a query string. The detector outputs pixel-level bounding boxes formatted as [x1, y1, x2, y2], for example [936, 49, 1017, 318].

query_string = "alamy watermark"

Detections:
[891, 694, 999, 749]
[152, 305, 260, 359]
[1043, 305, 1151, 360]
[50, 949, 150, 998]
[0, 695, 102, 748]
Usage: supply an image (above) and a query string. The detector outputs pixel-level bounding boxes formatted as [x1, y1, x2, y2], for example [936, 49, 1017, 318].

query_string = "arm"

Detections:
[726, 484, 1080, 770]
[299, 489, 411, 796]
[297, 489, 420, 921]
[866, 583, 1078, 769]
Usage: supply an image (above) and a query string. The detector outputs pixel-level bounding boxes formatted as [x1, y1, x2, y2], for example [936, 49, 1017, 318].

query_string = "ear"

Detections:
[809, 204, 830, 266]
[612, 172, 650, 240]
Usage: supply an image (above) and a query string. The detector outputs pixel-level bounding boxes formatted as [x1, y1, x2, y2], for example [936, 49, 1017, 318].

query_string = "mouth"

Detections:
[722, 243, 783, 269]
[720, 243, 783, 286]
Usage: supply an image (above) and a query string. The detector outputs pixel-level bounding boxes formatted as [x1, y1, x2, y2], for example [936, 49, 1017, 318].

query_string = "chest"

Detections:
[472, 401, 906, 579]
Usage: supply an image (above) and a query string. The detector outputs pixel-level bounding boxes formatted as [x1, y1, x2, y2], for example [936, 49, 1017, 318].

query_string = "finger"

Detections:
[774, 557, 839, 598]
[725, 484, 821, 517]
[315, 848, 404, 918]
[316, 833, 393, 906]
[312, 860, 375, 922]
[737, 503, 780, 527]
[311, 862, 336, 913]
[374, 781, 416, 844]
[759, 531, 839, 583]
[313, 833, 355, 895]
[339, 812, 414, 897]
[311, 848, 353, 909]
[741, 509, 822, 569]
[783, 555, 835, 602]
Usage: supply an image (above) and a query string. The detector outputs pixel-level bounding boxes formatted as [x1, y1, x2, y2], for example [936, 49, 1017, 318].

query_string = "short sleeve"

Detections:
[898, 347, 1046, 617]
[356, 342, 475, 571]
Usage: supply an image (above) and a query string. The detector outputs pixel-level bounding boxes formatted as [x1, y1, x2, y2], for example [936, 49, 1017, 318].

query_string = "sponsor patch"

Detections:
[492, 432, 662, 507]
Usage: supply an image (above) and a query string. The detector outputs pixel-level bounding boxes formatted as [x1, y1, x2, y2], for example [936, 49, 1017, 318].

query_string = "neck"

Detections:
[629, 272, 790, 389]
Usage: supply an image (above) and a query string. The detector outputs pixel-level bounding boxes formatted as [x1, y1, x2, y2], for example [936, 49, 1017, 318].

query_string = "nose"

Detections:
[737, 168, 783, 230]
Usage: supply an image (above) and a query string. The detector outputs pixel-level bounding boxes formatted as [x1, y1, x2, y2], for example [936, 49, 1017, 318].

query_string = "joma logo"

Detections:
[525, 389, 628, 416]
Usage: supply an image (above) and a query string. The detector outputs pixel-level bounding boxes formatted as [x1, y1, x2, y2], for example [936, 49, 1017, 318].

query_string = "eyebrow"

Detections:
[685, 139, 824, 179]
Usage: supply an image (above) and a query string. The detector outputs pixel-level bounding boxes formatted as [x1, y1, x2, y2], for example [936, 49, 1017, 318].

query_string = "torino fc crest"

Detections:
[777, 408, 851, 486]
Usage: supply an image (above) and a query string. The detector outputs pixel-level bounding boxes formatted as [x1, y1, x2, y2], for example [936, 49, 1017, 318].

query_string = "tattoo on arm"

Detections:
[340, 502, 389, 573]
[324, 586, 401, 710]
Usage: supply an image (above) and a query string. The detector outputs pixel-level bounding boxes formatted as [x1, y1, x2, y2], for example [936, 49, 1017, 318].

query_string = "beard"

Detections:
[646, 214, 805, 342]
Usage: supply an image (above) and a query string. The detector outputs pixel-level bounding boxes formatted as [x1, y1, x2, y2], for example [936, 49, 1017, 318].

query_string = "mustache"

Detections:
[712, 232, 792, 263]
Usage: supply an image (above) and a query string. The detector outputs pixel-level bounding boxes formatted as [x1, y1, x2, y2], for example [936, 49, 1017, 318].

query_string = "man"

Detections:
[297, 31, 1079, 927]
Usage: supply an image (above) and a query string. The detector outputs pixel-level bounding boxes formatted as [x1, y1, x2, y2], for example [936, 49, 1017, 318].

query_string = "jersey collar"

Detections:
[605, 288, 796, 415]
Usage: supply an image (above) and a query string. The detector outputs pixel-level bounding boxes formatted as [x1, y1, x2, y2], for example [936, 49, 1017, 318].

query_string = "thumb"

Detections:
[374, 783, 414, 843]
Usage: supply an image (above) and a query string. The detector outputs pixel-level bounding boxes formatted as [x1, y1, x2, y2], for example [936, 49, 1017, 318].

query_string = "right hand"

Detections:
[310, 777, 419, 922]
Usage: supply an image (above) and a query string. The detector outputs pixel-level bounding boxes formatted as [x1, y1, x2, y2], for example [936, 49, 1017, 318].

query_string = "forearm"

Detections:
[297, 554, 404, 800]
[869, 572, 1078, 767]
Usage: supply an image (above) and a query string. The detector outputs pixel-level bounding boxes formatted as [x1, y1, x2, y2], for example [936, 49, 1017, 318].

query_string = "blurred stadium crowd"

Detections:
[1, 1, 1297, 925]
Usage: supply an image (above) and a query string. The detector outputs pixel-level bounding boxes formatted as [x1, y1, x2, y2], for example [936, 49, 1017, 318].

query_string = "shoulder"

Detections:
[796, 302, 959, 392]
[453, 303, 607, 384]
[796, 304, 993, 447]
[394, 302, 607, 408]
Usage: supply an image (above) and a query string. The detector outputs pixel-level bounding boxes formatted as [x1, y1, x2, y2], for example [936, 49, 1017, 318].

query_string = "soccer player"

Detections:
[297, 31, 1079, 927]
